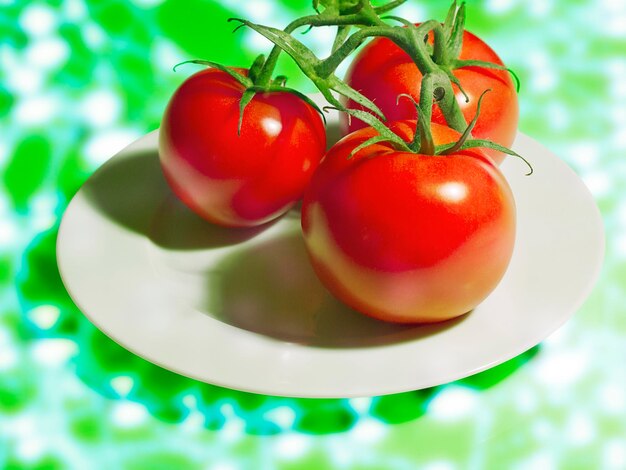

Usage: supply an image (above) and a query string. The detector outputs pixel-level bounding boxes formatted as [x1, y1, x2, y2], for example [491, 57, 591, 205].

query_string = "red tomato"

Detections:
[301, 121, 516, 324]
[343, 29, 518, 164]
[159, 68, 326, 227]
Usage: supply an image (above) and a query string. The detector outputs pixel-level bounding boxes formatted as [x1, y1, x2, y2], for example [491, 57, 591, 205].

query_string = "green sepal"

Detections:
[453, 59, 521, 92]
[436, 139, 533, 176]
[172, 60, 253, 88]
[343, 108, 411, 152]
[248, 54, 266, 83]
[447, 2, 465, 60]
[229, 19, 321, 74]
[348, 135, 395, 159]
[437, 88, 490, 155]
[332, 25, 352, 53]
[444, 68, 469, 102]
[238, 89, 256, 135]
[328, 75, 386, 120]
[443, 1, 458, 35]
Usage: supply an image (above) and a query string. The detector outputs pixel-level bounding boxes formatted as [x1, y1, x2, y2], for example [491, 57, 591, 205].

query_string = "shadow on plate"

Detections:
[204, 230, 466, 348]
[22, 223, 540, 436]
[81, 149, 273, 250]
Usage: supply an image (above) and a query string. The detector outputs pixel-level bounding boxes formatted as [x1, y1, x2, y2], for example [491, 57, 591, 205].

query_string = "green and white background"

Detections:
[0, 0, 623, 468]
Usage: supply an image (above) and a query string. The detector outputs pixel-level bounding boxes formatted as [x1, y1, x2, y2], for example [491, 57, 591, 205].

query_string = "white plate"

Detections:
[57, 116, 604, 398]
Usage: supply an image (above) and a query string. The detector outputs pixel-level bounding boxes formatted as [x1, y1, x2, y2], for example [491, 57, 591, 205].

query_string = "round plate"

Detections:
[57, 116, 604, 398]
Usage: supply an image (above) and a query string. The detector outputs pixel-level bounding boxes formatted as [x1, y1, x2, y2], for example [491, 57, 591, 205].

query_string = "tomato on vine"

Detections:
[343, 3, 519, 164]
[301, 119, 517, 323]
[159, 63, 326, 228]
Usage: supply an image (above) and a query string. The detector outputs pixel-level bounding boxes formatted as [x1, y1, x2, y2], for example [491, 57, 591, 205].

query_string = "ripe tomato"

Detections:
[159, 68, 326, 227]
[301, 121, 516, 324]
[343, 29, 518, 164]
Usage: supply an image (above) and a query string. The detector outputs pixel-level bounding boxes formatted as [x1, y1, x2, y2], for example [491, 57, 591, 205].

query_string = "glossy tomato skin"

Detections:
[343, 29, 518, 165]
[159, 68, 326, 227]
[301, 122, 516, 324]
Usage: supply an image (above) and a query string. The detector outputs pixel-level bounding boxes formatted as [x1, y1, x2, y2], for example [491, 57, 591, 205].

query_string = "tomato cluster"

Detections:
[158, 3, 521, 324]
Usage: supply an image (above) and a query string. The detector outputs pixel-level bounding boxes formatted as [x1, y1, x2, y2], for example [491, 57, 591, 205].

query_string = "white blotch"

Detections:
[243, 0, 274, 22]
[14, 94, 60, 126]
[264, 406, 296, 429]
[82, 22, 106, 49]
[63, 0, 87, 21]
[0, 220, 18, 247]
[153, 40, 187, 73]
[532, 70, 557, 93]
[567, 411, 595, 445]
[423, 461, 457, 470]
[582, 171, 611, 198]
[30, 339, 78, 366]
[428, 386, 478, 421]
[25, 37, 69, 70]
[302, 159, 311, 172]
[112, 401, 148, 428]
[84, 128, 141, 165]
[598, 382, 626, 413]
[4, 65, 44, 95]
[81, 89, 121, 128]
[349, 397, 372, 414]
[262, 117, 282, 137]
[533, 349, 590, 388]
[0, 346, 18, 370]
[16, 437, 46, 463]
[28, 305, 60, 330]
[604, 439, 626, 469]
[30, 193, 57, 232]
[351, 418, 386, 443]
[110, 375, 134, 397]
[211, 463, 239, 470]
[438, 182, 468, 203]
[569, 142, 599, 170]
[487, 0, 516, 14]
[20, 4, 56, 37]
[275, 433, 310, 460]
[546, 102, 570, 131]
[517, 452, 556, 470]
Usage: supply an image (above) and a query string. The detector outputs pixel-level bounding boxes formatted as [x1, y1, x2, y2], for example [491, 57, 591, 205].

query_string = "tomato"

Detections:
[301, 121, 516, 324]
[159, 68, 326, 227]
[343, 29, 518, 165]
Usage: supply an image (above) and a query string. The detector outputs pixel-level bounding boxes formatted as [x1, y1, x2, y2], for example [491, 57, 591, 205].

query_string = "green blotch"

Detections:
[459, 345, 540, 389]
[157, 0, 252, 64]
[85, 328, 142, 376]
[0, 5, 28, 49]
[125, 453, 196, 470]
[55, 24, 97, 89]
[0, 373, 36, 413]
[87, 1, 137, 37]
[18, 228, 83, 338]
[70, 414, 104, 442]
[4, 455, 64, 470]
[293, 399, 357, 434]
[2, 134, 51, 212]
[56, 149, 91, 203]
[371, 389, 435, 424]
[0, 256, 11, 283]
[0, 86, 14, 117]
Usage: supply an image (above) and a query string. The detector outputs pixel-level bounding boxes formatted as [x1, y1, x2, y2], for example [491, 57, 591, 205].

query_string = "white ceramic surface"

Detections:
[57, 118, 604, 398]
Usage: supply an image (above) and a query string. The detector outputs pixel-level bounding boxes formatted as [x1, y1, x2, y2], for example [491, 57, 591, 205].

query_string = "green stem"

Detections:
[254, 0, 406, 87]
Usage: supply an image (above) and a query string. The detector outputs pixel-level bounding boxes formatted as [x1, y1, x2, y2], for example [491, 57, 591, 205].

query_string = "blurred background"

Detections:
[1, 0, 624, 468]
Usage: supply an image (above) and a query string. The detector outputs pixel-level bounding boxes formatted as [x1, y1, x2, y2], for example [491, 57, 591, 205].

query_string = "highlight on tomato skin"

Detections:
[342, 28, 519, 165]
[301, 121, 516, 324]
[158, 67, 327, 228]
